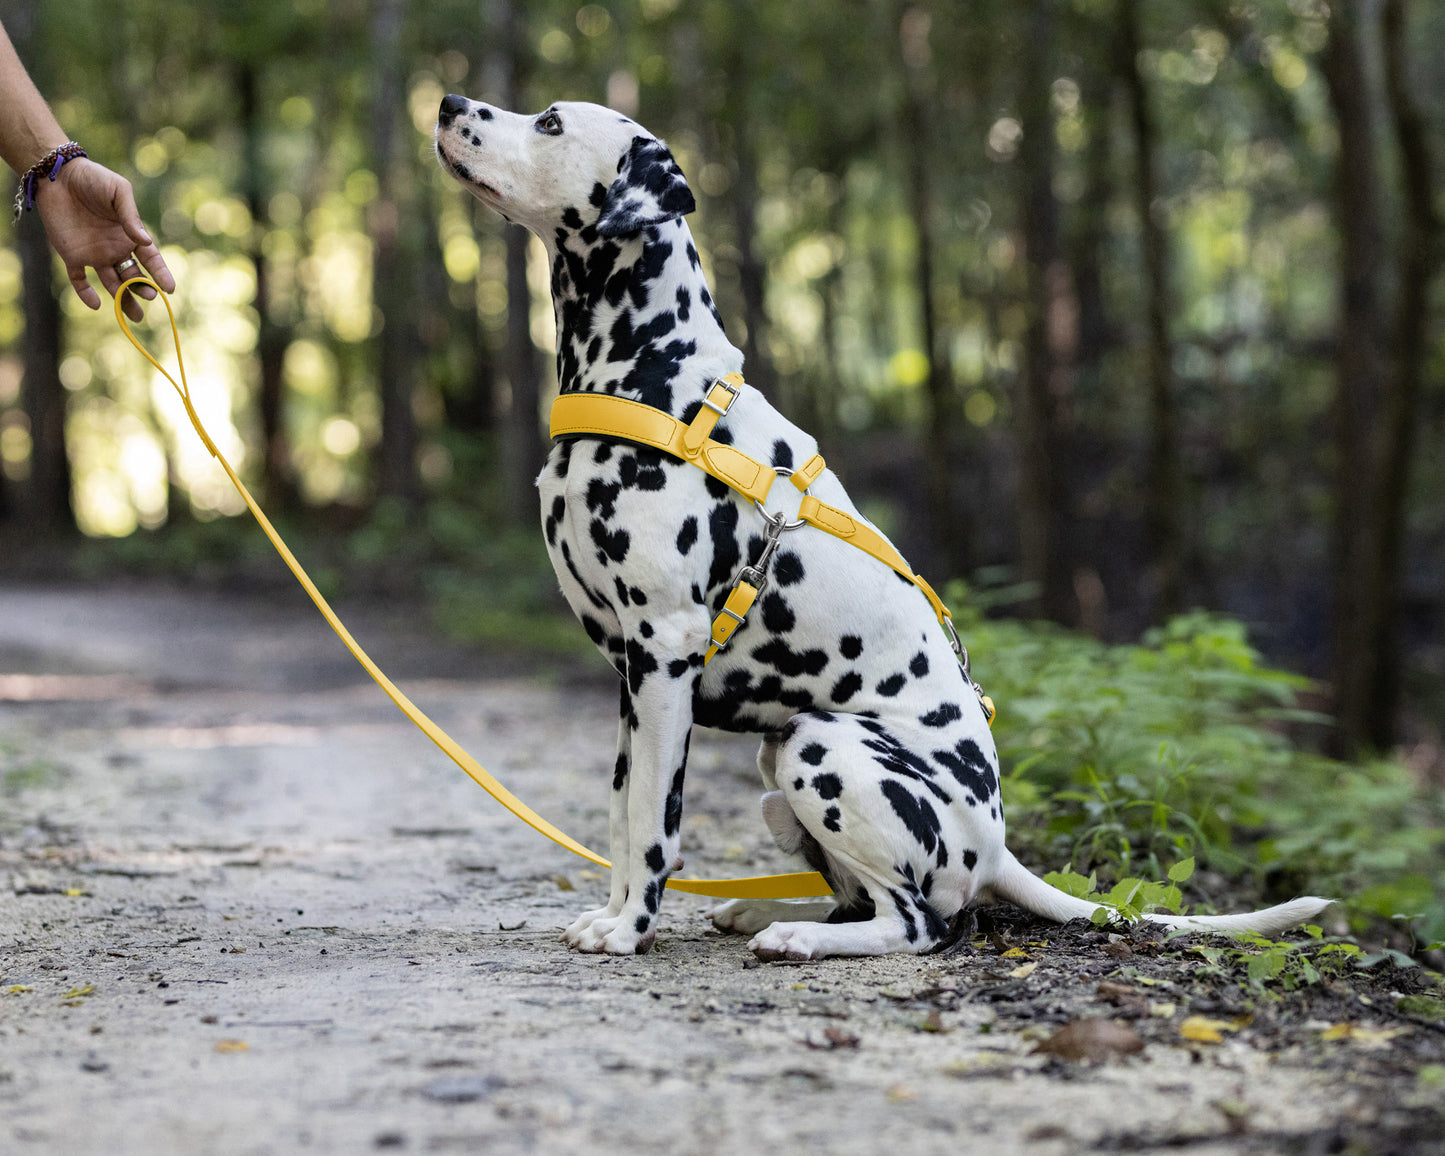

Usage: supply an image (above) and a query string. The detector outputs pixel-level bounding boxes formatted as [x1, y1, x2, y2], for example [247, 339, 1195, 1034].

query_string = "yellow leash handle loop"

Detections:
[115, 278, 830, 901]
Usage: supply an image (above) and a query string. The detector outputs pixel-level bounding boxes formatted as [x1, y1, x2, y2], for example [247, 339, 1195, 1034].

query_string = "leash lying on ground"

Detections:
[114, 277, 830, 899]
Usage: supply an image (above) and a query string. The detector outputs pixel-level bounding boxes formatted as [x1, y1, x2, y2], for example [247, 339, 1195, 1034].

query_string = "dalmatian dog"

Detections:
[434, 96, 1330, 959]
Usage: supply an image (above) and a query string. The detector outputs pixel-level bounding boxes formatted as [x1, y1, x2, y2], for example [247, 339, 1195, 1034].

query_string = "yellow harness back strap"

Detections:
[550, 375, 953, 633]
[115, 279, 830, 900]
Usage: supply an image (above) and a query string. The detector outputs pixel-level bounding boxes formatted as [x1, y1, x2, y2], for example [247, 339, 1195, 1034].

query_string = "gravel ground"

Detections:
[2, 581, 1442, 1155]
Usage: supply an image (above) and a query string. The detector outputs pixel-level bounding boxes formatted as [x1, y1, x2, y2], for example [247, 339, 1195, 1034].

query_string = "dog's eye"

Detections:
[537, 111, 563, 136]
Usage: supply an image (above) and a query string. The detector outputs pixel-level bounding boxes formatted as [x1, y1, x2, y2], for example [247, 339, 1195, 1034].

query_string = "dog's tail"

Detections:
[988, 849, 1332, 936]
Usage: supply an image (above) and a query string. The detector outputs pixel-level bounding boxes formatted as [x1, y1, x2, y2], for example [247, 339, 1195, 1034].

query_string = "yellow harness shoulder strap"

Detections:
[550, 379, 954, 628]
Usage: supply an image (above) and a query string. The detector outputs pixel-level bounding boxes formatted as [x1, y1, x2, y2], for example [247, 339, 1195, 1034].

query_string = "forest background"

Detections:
[1, 0, 1442, 949]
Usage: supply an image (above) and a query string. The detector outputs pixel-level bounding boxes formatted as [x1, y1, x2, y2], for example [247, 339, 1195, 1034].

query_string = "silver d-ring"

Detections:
[752, 465, 808, 529]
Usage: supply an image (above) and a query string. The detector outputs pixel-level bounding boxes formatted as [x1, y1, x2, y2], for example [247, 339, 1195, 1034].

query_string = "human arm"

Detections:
[1, 19, 175, 319]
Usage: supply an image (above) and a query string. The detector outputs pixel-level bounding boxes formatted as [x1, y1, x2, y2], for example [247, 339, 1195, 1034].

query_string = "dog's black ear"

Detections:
[596, 136, 696, 238]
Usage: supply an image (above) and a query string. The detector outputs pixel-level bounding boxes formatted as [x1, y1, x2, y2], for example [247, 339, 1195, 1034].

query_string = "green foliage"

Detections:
[949, 585, 1445, 945]
[1045, 856, 1194, 924]
[1186, 926, 1366, 993]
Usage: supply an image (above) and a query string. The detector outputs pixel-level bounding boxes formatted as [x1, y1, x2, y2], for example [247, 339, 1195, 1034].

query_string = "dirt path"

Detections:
[2, 582, 1442, 1154]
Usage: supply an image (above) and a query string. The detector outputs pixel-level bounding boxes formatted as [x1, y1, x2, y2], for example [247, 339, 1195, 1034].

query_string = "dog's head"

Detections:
[435, 97, 695, 240]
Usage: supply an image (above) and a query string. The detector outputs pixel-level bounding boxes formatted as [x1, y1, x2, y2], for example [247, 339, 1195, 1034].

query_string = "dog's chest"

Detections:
[536, 429, 989, 742]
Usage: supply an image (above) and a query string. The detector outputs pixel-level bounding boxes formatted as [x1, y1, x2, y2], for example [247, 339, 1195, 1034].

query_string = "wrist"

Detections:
[11, 141, 87, 223]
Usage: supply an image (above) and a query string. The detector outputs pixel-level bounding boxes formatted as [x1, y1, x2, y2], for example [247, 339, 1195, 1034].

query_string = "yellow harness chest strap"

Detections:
[115, 280, 830, 901]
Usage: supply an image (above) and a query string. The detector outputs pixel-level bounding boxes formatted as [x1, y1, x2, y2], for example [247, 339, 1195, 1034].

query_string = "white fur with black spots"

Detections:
[434, 95, 1331, 958]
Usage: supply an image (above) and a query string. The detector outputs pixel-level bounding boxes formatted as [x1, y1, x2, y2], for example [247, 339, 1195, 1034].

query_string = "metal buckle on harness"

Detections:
[753, 465, 809, 530]
[701, 375, 741, 417]
[944, 614, 996, 726]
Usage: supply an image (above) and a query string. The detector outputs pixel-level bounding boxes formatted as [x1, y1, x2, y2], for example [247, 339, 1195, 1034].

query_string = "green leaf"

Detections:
[1167, 857, 1195, 884]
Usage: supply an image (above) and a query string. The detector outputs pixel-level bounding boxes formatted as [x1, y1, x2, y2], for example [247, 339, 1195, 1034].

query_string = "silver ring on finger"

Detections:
[115, 257, 140, 278]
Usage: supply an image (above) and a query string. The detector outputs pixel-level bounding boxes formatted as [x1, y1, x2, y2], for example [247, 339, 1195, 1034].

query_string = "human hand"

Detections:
[34, 156, 176, 322]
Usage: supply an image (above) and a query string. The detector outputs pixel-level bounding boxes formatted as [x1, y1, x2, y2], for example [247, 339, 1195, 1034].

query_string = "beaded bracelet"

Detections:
[11, 141, 88, 224]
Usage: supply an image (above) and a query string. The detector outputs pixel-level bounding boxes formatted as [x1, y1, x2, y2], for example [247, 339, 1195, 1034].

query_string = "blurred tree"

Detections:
[12, 0, 73, 535]
[370, 0, 421, 508]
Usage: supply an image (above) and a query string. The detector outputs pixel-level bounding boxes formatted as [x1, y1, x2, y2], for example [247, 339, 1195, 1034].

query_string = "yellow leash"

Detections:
[115, 277, 829, 900]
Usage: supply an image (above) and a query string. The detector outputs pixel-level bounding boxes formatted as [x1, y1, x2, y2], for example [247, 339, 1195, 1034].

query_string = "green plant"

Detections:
[1044, 856, 1197, 924]
[946, 583, 1445, 947]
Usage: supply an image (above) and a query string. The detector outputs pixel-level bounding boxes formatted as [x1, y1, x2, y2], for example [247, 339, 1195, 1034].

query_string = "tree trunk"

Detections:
[370, 0, 418, 507]
[1364, 0, 1439, 749]
[1016, 0, 1075, 624]
[12, 2, 73, 535]
[18, 214, 72, 534]
[486, 0, 545, 524]
[1320, 0, 1389, 756]
[895, 3, 969, 580]
[1118, 0, 1183, 619]
[238, 62, 298, 511]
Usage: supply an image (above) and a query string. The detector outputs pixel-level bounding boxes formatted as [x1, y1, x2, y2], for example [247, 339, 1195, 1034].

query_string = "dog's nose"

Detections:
[438, 93, 470, 126]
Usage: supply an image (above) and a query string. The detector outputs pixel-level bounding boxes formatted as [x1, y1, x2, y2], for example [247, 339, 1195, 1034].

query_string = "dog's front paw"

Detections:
[561, 904, 619, 947]
[565, 911, 656, 955]
[748, 921, 824, 962]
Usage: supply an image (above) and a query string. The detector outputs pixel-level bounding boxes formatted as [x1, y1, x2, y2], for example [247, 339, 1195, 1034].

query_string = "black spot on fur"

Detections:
[760, 592, 795, 633]
[823, 805, 842, 832]
[880, 781, 945, 864]
[590, 519, 631, 564]
[963, 850, 978, 871]
[644, 843, 666, 872]
[799, 743, 828, 766]
[771, 440, 793, 469]
[840, 635, 863, 659]
[667, 658, 690, 678]
[773, 552, 805, 587]
[932, 738, 998, 802]
[625, 638, 658, 695]
[811, 773, 842, 800]
[919, 702, 962, 728]
[910, 652, 930, 678]
[751, 639, 828, 678]
[613, 753, 629, 790]
[664, 764, 686, 836]
[676, 515, 698, 555]
[829, 672, 863, 704]
[875, 673, 907, 697]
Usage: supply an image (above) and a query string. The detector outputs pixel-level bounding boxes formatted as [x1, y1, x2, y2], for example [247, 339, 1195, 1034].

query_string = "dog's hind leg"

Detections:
[707, 737, 839, 934]
[743, 713, 966, 959]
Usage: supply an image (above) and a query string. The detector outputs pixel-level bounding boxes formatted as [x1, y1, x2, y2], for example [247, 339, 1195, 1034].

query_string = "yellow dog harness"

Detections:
[550, 374, 995, 725]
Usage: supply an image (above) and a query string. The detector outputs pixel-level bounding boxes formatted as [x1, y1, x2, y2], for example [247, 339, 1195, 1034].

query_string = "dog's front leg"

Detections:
[561, 685, 634, 944]
[564, 640, 695, 955]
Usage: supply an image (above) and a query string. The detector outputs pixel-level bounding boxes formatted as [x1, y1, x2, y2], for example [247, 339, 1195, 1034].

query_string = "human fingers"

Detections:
[112, 180, 176, 294]
[66, 262, 102, 312]
[96, 261, 143, 323]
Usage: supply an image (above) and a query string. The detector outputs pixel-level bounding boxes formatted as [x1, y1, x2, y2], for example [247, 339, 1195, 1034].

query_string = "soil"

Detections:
[2, 580, 1443, 1155]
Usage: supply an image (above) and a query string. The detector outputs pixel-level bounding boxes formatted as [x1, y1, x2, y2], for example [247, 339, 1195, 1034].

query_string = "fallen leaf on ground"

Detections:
[1032, 1018, 1145, 1062]
[1009, 962, 1038, 978]
[1000, 947, 1029, 959]
[214, 1039, 249, 1053]
[1320, 1023, 1411, 1049]
[7, 985, 33, 995]
[1180, 1015, 1241, 1043]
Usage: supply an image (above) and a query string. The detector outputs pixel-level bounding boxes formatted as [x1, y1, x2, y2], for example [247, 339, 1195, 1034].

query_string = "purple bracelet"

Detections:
[11, 141, 87, 223]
